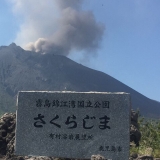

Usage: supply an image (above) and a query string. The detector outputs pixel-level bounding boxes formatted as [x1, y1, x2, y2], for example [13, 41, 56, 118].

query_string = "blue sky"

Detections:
[0, 0, 160, 102]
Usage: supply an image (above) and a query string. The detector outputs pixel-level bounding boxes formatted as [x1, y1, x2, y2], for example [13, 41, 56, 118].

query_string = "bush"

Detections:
[130, 116, 160, 157]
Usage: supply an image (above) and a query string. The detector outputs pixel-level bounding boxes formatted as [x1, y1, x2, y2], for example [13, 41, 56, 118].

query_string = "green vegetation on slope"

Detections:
[0, 84, 16, 117]
[130, 117, 160, 157]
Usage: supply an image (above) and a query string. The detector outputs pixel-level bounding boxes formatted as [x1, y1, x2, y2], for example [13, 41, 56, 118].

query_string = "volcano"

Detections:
[0, 43, 159, 118]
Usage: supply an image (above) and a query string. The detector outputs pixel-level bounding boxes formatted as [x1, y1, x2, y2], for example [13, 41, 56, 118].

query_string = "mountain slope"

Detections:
[0, 43, 160, 117]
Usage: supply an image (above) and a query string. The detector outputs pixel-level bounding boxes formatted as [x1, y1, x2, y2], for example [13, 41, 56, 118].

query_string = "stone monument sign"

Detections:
[15, 91, 131, 160]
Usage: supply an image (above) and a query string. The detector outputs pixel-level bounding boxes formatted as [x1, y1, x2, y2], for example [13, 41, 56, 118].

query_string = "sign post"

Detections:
[15, 91, 131, 160]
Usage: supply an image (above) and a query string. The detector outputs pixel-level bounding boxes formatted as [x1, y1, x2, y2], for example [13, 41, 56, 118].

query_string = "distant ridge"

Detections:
[0, 43, 159, 118]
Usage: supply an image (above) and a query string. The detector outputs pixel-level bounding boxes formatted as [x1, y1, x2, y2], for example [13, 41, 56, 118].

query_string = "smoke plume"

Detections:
[10, 0, 105, 56]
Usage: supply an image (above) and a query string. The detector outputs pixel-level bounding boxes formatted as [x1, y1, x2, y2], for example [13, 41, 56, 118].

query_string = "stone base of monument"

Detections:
[91, 154, 105, 160]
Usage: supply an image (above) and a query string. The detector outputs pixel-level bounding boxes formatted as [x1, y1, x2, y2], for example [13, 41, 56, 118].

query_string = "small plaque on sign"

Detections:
[15, 91, 130, 160]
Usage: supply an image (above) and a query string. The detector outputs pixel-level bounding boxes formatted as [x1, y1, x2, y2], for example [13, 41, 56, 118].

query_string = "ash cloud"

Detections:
[11, 0, 105, 56]
[55, 0, 82, 9]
